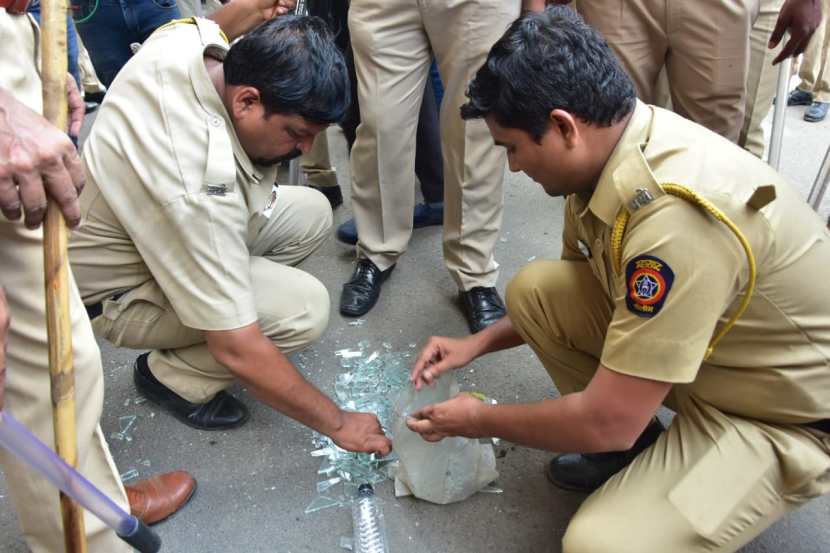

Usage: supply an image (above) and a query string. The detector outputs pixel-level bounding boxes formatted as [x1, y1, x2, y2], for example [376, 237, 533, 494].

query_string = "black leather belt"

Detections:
[805, 419, 830, 435]
[85, 291, 127, 320]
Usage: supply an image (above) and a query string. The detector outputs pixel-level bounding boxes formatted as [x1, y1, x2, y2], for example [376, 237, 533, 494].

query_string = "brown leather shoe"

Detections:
[126, 470, 196, 525]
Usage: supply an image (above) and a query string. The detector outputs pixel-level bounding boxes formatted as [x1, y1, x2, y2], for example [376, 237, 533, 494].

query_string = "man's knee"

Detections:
[299, 277, 330, 345]
[562, 505, 627, 553]
[297, 186, 333, 251]
[261, 275, 330, 351]
[505, 260, 565, 325]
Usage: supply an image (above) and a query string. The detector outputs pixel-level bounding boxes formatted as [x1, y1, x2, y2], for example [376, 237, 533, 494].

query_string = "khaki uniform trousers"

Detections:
[89, 186, 332, 404]
[0, 220, 129, 553]
[797, 0, 830, 103]
[301, 131, 338, 188]
[505, 260, 830, 553]
[739, 0, 785, 158]
[348, 0, 518, 290]
[576, 0, 758, 141]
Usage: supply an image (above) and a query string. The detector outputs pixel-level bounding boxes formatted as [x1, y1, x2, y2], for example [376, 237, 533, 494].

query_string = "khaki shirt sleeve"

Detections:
[142, 191, 257, 331]
[599, 195, 746, 383]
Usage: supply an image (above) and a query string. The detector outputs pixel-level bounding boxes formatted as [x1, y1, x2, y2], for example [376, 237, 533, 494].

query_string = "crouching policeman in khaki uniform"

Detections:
[407, 8, 830, 552]
[69, 9, 391, 455]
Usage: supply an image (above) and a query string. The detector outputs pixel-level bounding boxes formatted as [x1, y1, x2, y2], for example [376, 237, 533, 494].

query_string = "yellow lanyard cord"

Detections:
[610, 183, 757, 360]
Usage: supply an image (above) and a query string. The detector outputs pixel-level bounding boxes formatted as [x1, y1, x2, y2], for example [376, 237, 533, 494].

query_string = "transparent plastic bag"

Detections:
[390, 374, 498, 504]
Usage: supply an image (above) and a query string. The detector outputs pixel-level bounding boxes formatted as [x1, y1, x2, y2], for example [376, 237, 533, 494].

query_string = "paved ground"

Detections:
[1, 100, 828, 552]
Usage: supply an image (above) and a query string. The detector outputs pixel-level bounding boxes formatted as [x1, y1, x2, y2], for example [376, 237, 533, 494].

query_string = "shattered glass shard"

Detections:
[304, 495, 342, 514]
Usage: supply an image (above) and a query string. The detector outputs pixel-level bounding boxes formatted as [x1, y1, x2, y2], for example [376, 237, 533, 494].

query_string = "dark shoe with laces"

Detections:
[133, 353, 249, 431]
[804, 101, 829, 122]
[546, 419, 665, 493]
[459, 286, 506, 334]
[787, 89, 813, 106]
[340, 258, 395, 316]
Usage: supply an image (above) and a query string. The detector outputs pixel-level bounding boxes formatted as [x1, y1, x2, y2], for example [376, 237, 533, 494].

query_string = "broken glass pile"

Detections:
[305, 341, 413, 514]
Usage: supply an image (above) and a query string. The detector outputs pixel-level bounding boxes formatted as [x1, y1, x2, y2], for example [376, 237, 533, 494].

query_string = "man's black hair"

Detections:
[461, 6, 636, 141]
[224, 15, 350, 124]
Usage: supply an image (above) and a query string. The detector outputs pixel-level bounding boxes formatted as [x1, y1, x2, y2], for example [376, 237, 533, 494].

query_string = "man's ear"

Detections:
[230, 86, 262, 119]
[548, 109, 580, 148]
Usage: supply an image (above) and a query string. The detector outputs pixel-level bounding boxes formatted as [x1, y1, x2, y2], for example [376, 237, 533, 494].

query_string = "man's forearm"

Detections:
[470, 316, 526, 358]
[475, 393, 632, 453]
[210, 331, 345, 437]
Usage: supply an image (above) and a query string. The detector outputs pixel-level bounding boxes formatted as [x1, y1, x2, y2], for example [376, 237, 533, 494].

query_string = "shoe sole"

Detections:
[804, 114, 827, 122]
[134, 361, 250, 431]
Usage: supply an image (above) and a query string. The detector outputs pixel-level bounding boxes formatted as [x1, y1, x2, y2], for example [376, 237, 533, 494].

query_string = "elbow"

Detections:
[589, 413, 645, 453]
[206, 331, 251, 372]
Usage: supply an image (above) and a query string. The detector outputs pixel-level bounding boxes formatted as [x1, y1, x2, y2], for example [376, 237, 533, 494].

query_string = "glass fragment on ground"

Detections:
[305, 342, 412, 514]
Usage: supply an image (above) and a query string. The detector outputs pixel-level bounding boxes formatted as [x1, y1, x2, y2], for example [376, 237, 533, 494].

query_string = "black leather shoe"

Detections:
[546, 419, 665, 493]
[133, 353, 249, 431]
[459, 287, 506, 334]
[340, 259, 394, 316]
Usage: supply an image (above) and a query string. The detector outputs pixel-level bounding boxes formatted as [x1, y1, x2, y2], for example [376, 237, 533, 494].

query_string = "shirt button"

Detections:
[209, 117, 222, 127]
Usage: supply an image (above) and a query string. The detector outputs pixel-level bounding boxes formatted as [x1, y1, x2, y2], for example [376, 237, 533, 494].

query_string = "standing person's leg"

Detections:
[794, 0, 827, 97]
[301, 131, 342, 208]
[803, 0, 830, 122]
[0, 221, 130, 553]
[414, 75, 445, 227]
[340, 0, 431, 315]
[576, 0, 668, 105]
[666, 0, 756, 141]
[74, 0, 135, 87]
[131, 0, 180, 45]
[562, 392, 830, 553]
[740, 0, 785, 157]
[336, 67, 443, 246]
[424, 0, 519, 332]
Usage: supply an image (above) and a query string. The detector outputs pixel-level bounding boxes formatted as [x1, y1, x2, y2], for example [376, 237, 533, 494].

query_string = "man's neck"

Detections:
[582, 109, 635, 196]
[205, 55, 226, 104]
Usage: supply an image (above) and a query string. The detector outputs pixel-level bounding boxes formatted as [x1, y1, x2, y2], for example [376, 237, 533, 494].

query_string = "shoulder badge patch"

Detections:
[625, 255, 674, 318]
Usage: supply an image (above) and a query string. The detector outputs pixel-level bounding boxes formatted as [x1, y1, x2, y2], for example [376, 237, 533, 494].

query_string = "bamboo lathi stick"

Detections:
[39, 0, 88, 551]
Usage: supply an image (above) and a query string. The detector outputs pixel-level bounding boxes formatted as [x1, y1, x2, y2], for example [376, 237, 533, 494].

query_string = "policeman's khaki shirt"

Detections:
[564, 100, 830, 423]
[70, 18, 277, 331]
[0, 9, 40, 111]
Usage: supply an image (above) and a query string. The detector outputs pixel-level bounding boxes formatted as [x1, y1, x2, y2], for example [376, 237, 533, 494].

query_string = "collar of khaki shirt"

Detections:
[579, 100, 663, 228]
[186, 18, 264, 185]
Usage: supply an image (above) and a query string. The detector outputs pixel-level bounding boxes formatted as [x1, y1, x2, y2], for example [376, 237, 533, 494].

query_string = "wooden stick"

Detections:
[40, 1, 88, 551]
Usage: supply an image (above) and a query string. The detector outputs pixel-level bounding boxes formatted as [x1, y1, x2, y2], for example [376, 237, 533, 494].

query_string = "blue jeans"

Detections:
[429, 60, 443, 109]
[73, 0, 180, 87]
[27, 2, 82, 89]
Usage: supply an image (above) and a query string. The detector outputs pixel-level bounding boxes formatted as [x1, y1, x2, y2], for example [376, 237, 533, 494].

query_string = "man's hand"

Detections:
[411, 336, 479, 390]
[253, 0, 296, 19]
[0, 87, 85, 229]
[330, 411, 392, 456]
[66, 75, 85, 140]
[770, 0, 823, 64]
[211, 0, 297, 41]
[405, 393, 485, 442]
[0, 287, 9, 411]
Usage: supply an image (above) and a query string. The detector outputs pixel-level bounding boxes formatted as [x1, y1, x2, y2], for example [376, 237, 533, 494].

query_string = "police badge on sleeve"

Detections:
[625, 254, 674, 318]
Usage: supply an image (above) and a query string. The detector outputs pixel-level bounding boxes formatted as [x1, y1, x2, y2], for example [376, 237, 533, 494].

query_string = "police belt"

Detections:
[85, 290, 127, 320]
